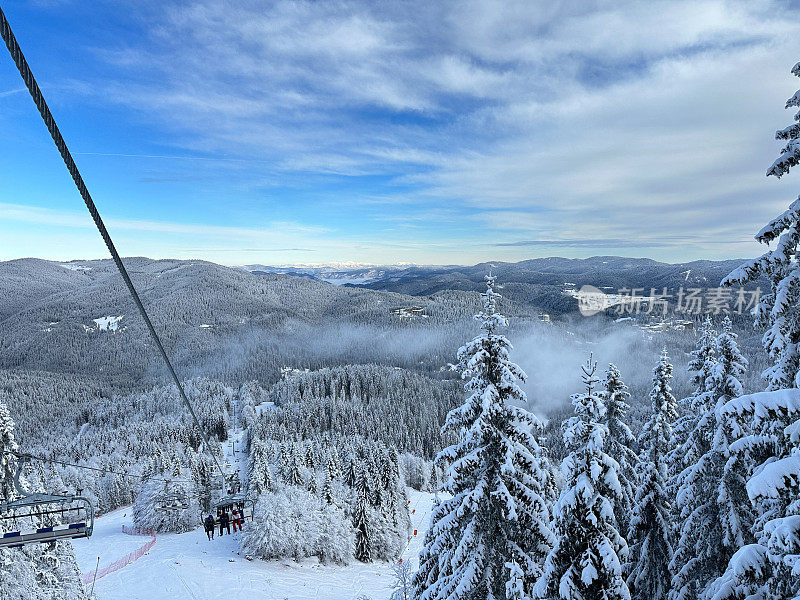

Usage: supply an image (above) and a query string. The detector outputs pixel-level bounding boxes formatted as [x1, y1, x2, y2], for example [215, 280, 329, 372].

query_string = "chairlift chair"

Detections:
[211, 492, 255, 521]
[0, 455, 94, 549]
[156, 495, 191, 511]
[155, 479, 191, 511]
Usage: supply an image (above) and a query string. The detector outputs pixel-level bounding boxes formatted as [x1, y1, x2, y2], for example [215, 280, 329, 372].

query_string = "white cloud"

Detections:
[0, 201, 483, 264]
[41, 0, 800, 262]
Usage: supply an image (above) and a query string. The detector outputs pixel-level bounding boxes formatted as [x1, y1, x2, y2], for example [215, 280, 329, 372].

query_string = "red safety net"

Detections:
[81, 526, 156, 585]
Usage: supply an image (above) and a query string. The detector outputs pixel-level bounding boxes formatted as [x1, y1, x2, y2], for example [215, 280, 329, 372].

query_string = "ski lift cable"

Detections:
[8, 451, 194, 484]
[0, 6, 226, 483]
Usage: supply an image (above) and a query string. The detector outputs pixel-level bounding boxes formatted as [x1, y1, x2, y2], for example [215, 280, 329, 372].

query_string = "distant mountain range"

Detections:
[244, 256, 761, 314]
[241, 263, 431, 285]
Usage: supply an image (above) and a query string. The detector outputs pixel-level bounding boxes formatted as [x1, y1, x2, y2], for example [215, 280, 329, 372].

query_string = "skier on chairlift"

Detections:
[204, 514, 215, 540]
[219, 509, 230, 536]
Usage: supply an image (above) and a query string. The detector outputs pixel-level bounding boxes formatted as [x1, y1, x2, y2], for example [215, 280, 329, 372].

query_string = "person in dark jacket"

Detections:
[219, 510, 231, 536]
[204, 514, 215, 540]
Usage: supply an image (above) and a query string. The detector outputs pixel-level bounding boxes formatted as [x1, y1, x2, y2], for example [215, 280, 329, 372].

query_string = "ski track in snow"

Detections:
[75, 490, 434, 599]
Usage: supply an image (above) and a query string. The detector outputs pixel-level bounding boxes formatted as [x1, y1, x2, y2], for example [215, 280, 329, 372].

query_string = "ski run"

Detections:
[74, 489, 436, 600]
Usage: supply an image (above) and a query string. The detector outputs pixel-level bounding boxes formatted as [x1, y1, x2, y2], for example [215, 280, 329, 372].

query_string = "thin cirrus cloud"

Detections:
[0, 201, 455, 264]
[0, 87, 26, 98]
[3, 0, 799, 264]
[496, 239, 687, 249]
[0, 202, 328, 239]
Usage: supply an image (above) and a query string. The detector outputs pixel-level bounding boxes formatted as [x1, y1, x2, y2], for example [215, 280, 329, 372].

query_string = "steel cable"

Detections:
[0, 5, 226, 483]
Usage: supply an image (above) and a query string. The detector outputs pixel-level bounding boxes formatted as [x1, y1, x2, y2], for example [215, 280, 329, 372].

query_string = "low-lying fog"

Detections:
[182, 313, 769, 427]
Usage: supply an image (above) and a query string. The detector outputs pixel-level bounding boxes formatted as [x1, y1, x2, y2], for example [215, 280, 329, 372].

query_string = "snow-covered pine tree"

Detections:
[248, 439, 274, 496]
[533, 357, 629, 600]
[711, 319, 754, 554]
[345, 450, 359, 489]
[326, 451, 341, 481]
[378, 446, 404, 524]
[668, 319, 717, 600]
[428, 461, 439, 496]
[669, 317, 717, 487]
[707, 60, 800, 600]
[322, 469, 335, 505]
[602, 363, 638, 541]
[413, 275, 554, 600]
[670, 318, 751, 600]
[286, 442, 306, 487]
[666, 317, 717, 590]
[0, 399, 85, 600]
[353, 465, 372, 563]
[304, 441, 316, 470]
[367, 452, 382, 508]
[262, 460, 275, 495]
[0, 399, 16, 502]
[704, 386, 800, 600]
[361, 444, 409, 561]
[723, 63, 800, 390]
[628, 350, 676, 600]
[278, 441, 290, 480]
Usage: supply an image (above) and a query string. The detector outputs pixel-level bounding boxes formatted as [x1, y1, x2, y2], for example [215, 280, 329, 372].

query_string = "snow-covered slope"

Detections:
[74, 489, 436, 600]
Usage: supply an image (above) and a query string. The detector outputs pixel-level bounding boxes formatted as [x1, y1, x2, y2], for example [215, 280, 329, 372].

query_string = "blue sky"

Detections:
[1, 0, 799, 266]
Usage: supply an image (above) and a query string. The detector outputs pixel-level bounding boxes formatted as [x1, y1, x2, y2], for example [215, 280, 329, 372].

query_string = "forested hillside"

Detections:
[0, 258, 506, 385]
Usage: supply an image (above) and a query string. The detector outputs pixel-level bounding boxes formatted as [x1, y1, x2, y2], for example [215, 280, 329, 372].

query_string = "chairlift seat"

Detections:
[0, 521, 91, 548]
[0, 456, 95, 549]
